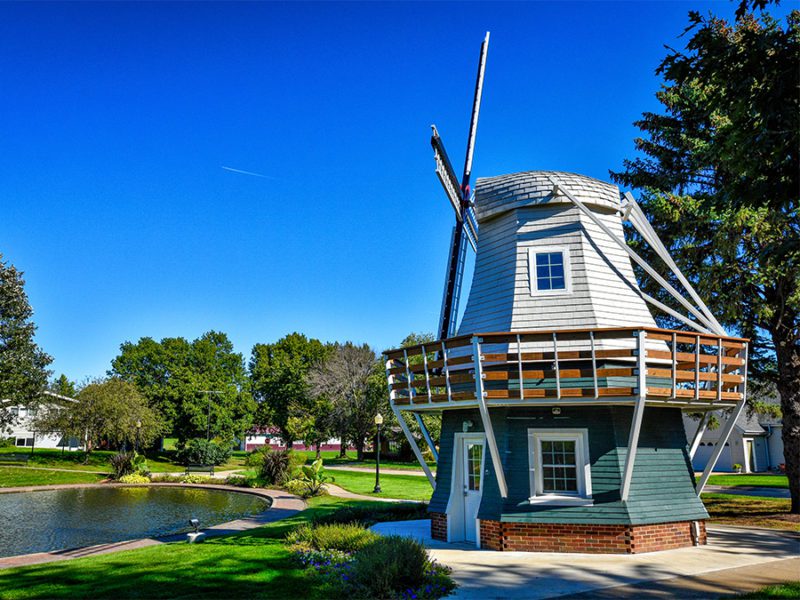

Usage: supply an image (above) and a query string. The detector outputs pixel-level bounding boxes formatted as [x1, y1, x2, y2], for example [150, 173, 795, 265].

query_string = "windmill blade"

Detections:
[460, 31, 490, 192]
[431, 126, 464, 220]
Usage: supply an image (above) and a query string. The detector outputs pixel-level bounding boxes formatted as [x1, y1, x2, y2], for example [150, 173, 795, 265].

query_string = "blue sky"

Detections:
[0, 1, 776, 381]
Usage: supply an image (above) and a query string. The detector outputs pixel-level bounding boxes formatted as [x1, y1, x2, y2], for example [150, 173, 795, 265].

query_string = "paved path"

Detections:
[0, 483, 304, 570]
[705, 485, 790, 498]
[371, 520, 800, 599]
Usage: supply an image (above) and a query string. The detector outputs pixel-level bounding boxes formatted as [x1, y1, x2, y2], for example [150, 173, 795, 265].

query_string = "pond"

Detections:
[0, 486, 270, 558]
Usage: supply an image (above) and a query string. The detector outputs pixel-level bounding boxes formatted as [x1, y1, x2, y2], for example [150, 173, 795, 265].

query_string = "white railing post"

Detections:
[472, 336, 509, 498]
[590, 331, 599, 398]
[441, 342, 452, 402]
[671, 332, 677, 399]
[516, 334, 524, 400]
[403, 349, 415, 404]
[694, 336, 701, 402]
[421, 344, 433, 403]
[552, 333, 561, 399]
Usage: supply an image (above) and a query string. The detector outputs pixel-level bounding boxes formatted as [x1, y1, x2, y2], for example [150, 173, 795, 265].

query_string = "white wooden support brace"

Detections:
[689, 412, 710, 460]
[548, 176, 721, 334]
[441, 342, 452, 402]
[472, 336, 509, 498]
[390, 403, 436, 489]
[413, 412, 439, 462]
[621, 330, 647, 502]
[697, 345, 748, 495]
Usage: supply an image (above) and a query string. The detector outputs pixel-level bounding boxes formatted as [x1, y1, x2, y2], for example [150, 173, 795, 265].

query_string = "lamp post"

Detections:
[135, 420, 142, 453]
[373, 413, 383, 493]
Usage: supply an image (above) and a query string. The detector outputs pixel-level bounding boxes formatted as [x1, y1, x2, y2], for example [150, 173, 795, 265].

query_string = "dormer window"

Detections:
[529, 247, 572, 295]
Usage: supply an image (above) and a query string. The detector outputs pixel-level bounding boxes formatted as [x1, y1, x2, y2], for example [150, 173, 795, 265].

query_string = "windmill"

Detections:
[432, 32, 489, 341]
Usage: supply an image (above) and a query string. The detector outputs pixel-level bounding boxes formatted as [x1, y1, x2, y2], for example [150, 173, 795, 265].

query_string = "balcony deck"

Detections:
[385, 327, 748, 412]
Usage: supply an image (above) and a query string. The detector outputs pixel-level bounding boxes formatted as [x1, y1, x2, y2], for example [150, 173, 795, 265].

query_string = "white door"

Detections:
[462, 439, 485, 543]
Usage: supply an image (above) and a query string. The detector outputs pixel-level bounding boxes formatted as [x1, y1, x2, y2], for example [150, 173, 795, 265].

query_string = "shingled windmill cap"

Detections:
[473, 170, 622, 223]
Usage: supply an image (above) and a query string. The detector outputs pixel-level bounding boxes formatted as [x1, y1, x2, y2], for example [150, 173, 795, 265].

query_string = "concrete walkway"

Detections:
[0, 484, 304, 570]
[371, 520, 800, 599]
[705, 485, 791, 498]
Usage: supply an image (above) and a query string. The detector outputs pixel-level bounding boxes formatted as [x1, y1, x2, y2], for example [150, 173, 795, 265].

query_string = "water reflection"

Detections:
[0, 487, 269, 557]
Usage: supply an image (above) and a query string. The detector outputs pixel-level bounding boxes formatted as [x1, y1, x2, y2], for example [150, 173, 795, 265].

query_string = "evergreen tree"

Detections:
[0, 255, 52, 428]
[611, 6, 799, 510]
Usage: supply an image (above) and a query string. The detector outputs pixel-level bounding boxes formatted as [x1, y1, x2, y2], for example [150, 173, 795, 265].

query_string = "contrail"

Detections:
[221, 166, 276, 179]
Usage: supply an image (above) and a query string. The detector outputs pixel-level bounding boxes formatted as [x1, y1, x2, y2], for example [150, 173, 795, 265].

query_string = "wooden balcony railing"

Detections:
[384, 327, 747, 411]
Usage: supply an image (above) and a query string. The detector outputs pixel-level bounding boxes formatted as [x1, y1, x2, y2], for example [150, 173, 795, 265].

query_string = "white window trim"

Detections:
[527, 428, 593, 506]
[528, 246, 573, 296]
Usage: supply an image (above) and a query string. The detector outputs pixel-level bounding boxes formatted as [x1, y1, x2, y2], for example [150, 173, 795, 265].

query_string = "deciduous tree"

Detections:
[249, 333, 329, 448]
[34, 378, 164, 459]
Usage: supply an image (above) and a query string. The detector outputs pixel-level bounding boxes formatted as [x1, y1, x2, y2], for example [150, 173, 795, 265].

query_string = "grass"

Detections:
[0, 495, 410, 599]
[740, 582, 800, 598]
[0, 467, 107, 487]
[704, 474, 788, 489]
[702, 493, 799, 531]
[329, 469, 433, 502]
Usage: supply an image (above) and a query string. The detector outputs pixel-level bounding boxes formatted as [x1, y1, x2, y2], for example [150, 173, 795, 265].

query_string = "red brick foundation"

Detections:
[478, 519, 706, 553]
[430, 512, 448, 541]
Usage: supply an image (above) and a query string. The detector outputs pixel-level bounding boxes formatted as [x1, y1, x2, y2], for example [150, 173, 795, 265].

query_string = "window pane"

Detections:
[536, 265, 550, 279]
[550, 264, 564, 278]
[551, 277, 565, 290]
[536, 254, 551, 268]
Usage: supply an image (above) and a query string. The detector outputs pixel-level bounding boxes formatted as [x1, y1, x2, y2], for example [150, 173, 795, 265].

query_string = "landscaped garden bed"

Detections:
[0, 496, 449, 599]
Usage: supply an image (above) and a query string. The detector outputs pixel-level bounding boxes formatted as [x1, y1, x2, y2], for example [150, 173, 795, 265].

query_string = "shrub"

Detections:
[346, 536, 454, 599]
[285, 478, 312, 497]
[149, 474, 183, 483]
[286, 523, 379, 554]
[225, 474, 258, 488]
[175, 439, 231, 466]
[260, 448, 291, 484]
[298, 458, 332, 496]
[119, 473, 150, 484]
[110, 452, 134, 479]
[313, 503, 428, 528]
[0, 437, 15, 448]
[181, 474, 217, 484]
[131, 452, 150, 476]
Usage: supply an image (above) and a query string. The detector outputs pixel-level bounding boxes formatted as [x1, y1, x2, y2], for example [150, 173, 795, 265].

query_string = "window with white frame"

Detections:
[528, 247, 571, 295]
[527, 429, 592, 505]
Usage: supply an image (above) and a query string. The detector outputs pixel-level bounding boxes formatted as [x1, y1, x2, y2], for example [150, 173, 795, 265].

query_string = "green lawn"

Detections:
[0, 496, 397, 599]
[740, 582, 800, 598]
[0, 467, 107, 487]
[329, 469, 433, 502]
[704, 474, 789, 489]
[702, 493, 799, 531]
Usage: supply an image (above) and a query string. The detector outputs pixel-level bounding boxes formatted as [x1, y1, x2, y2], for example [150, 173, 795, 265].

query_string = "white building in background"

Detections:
[2, 391, 81, 451]
[684, 411, 784, 473]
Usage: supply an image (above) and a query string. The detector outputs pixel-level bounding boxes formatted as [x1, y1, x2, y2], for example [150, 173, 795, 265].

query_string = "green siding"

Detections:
[430, 405, 707, 526]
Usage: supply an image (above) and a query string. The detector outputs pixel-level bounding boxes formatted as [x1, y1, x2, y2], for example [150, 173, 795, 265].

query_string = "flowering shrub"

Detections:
[286, 523, 378, 554]
[118, 473, 150, 484]
[287, 522, 456, 599]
